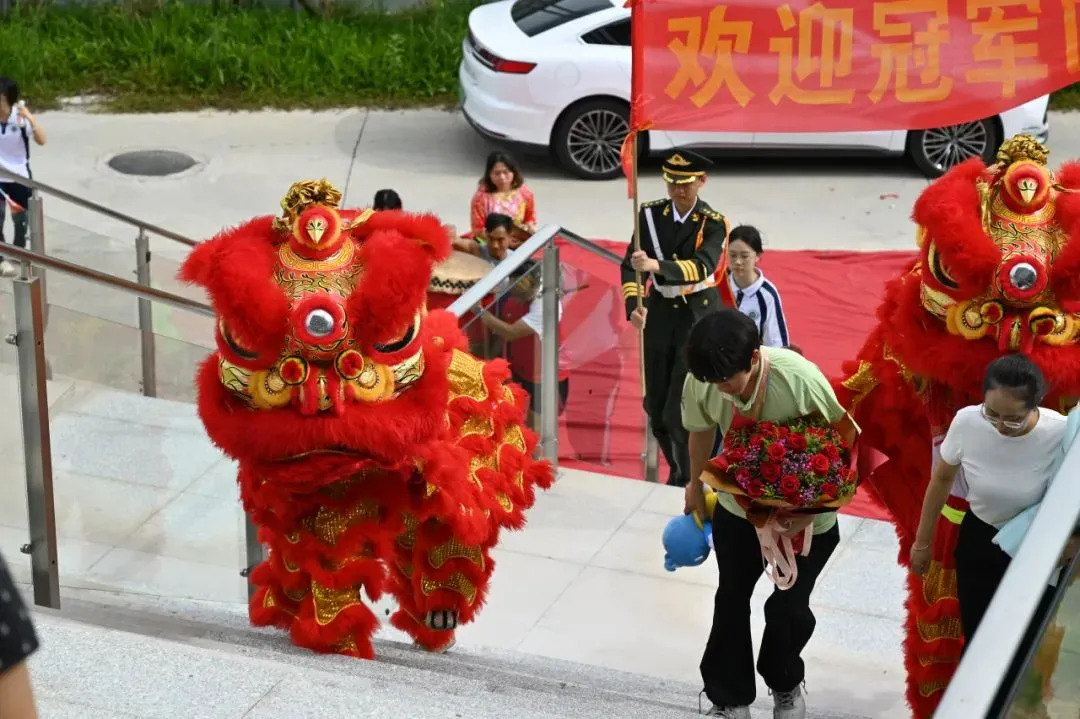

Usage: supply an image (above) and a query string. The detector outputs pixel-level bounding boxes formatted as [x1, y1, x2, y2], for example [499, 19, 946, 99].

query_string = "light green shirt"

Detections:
[682, 347, 848, 534]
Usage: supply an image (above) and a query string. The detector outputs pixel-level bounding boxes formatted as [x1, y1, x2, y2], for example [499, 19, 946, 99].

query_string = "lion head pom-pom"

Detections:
[272, 178, 343, 235]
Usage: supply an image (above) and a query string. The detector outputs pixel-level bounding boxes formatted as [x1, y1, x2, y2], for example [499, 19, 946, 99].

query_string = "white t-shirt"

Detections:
[519, 286, 562, 337]
[516, 288, 571, 375]
[0, 109, 30, 179]
[940, 404, 1067, 528]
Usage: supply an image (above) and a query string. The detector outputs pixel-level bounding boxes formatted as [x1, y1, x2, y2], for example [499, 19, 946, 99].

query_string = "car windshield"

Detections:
[511, 0, 614, 37]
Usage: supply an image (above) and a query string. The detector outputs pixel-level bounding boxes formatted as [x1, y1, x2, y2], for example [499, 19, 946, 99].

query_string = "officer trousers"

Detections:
[642, 288, 717, 486]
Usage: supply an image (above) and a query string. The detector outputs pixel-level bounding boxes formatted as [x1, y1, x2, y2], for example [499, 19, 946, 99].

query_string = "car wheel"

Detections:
[906, 118, 1001, 178]
[553, 99, 633, 181]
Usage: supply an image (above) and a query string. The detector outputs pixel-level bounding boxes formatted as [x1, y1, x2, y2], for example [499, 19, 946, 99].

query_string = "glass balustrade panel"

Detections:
[0, 278, 246, 605]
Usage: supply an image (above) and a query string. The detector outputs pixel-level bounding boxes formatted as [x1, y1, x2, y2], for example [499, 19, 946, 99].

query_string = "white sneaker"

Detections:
[0, 260, 17, 278]
[772, 685, 806, 719]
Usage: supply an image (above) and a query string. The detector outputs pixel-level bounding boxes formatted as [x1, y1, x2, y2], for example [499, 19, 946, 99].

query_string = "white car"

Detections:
[459, 0, 1050, 181]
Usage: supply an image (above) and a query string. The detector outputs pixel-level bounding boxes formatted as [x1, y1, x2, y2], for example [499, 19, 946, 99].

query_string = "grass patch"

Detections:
[1051, 83, 1080, 111]
[0, 1, 481, 111]
[4, 3, 1080, 114]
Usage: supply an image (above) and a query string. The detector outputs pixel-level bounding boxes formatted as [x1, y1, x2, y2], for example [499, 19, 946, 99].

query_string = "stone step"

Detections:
[29, 589, 867, 719]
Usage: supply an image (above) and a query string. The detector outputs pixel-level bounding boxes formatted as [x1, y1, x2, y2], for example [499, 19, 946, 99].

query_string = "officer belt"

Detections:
[652, 279, 717, 300]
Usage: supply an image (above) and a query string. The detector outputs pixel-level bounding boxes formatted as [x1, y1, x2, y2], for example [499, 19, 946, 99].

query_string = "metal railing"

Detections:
[0, 167, 199, 399]
[0, 168, 197, 247]
[0, 199, 212, 610]
[449, 226, 659, 482]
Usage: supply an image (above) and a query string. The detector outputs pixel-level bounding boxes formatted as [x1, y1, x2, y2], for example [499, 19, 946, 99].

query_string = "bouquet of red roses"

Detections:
[701, 412, 859, 589]
[704, 413, 858, 512]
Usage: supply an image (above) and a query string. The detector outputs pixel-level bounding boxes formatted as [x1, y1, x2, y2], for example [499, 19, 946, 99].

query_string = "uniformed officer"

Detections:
[621, 150, 730, 487]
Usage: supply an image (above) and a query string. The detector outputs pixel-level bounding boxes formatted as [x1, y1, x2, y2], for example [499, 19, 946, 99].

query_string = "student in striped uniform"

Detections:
[620, 149, 730, 487]
[726, 225, 789, 348]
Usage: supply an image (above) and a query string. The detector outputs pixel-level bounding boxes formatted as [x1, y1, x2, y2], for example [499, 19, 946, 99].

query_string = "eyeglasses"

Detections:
[980, 404, 1031, 431]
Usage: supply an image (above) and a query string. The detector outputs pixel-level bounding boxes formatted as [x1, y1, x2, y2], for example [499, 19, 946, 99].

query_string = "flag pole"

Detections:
[630, 132, 658, 483]
[630, 134, 646, 396]
[627, 0, 657, 482]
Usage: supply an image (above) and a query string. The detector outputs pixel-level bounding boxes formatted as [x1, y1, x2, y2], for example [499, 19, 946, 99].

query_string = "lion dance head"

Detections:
[179, 178, 471, 465]
[888, 135, 1080, 395]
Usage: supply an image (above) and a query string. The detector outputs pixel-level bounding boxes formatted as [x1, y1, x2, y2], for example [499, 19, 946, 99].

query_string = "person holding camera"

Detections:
[0, 77, 46, 278]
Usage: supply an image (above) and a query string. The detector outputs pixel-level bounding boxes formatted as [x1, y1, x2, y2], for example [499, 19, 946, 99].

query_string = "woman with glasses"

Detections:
[911, 354, 1066, 648]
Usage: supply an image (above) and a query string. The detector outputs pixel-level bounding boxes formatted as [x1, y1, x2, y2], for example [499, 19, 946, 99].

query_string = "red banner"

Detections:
[630, 0, 1080, 132]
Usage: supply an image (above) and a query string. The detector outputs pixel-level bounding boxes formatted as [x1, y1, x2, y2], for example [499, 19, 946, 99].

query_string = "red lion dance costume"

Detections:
[835, 135, 1080, 717]
[180, 179, 554, 658]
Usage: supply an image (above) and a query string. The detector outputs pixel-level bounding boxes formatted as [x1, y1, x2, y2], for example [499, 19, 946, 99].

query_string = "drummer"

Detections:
[454, 213, 514, 264]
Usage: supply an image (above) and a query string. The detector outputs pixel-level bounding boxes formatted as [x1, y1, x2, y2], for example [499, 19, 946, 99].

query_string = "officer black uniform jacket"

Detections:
[620, 197, 730, 319]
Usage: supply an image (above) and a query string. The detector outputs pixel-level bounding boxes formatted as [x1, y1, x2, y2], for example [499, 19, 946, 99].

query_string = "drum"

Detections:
[427, 250, 495, 354]
[428, 250, 492, 299]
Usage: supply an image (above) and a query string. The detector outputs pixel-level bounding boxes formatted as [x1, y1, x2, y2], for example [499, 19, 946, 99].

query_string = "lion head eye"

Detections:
[927, 241, 959, 290]
[304, 309, 336, 338]
[218, 319, 259, 361]
[1009, 262, 1038, 291]
[372, 312, 420, 354]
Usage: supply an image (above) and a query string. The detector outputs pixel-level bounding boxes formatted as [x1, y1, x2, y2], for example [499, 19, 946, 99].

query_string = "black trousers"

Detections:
[701, 506, 840, 707]
[0, 181, 30, 250]
[511, 373, 570, 416]
[955, 511, 1056, 648]
[642, 287, 718, 486]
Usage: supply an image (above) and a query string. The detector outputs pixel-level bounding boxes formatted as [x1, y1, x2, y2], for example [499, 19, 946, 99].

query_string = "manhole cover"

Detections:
[108, 150, 198, 177]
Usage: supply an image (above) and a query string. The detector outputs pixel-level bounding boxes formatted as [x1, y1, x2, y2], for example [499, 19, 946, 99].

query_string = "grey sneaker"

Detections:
[772, 685, 806, 719]
[0, 260, 17, 278]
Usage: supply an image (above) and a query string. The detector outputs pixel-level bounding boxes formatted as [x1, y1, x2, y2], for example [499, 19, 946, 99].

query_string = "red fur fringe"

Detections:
[190, 207, 554, 661]
[179, 215, 290, 361]
[1051, 161, 1080, 302]
[911, 159, 1000, 293]
[348, 213, 454, 345]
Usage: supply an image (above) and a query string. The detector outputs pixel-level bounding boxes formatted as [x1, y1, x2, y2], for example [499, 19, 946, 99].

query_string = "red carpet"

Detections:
[552, 239, 916, 522]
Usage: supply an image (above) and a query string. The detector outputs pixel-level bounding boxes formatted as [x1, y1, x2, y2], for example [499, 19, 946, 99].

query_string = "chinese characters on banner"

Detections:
[631, 0, 1080, 132]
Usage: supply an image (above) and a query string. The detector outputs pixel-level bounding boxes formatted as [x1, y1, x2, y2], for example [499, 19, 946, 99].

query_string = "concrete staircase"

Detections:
[29, 590, 869, 719]
[0, 366, 909, 719]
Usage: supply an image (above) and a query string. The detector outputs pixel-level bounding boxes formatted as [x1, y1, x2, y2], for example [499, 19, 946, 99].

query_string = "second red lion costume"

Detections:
[835, 135, 1080, 716]
[180, 179, 554, 659]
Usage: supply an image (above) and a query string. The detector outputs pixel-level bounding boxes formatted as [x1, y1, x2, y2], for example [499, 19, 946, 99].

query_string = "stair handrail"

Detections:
[0, 167, 197, 247]
[556, 227, 623, 265]
[7, 236, 215, 610]
[1, 243, 211, 316]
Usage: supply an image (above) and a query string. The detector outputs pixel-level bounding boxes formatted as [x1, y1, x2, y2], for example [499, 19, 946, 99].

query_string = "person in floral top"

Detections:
[469, 151, 537, 246]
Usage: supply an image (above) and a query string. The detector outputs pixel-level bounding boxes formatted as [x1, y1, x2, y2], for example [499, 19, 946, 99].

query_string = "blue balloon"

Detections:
[662, 513, 713, 571]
